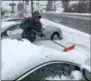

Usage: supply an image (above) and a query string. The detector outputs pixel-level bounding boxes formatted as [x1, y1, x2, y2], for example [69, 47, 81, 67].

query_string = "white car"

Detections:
[1, 19, 62, 41]
[2, 39, 91, 81]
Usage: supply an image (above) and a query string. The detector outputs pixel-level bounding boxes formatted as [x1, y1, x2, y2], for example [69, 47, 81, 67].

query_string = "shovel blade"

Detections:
[63, 45, 75, 52]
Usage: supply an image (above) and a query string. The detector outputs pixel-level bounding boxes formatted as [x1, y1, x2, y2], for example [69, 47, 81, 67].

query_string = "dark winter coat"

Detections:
[20, 17, 42, 42]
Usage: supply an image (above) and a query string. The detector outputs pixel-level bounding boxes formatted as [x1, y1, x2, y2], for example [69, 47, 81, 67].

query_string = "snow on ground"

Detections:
[60, 12, 91, 16]
[40, 18, 90, 55]
[2, 18, 90, 80]
[44, 12, 91, 16]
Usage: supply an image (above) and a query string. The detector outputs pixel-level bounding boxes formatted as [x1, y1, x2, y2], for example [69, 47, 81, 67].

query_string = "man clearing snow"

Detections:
[21, 11, 44, 42]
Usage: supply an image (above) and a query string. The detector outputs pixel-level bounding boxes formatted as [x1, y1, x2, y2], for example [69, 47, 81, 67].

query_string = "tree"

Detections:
[61, 0, 70, 12]
[70, 0, 91, 13]
[61, 0, 91, 13]
[1, 7, 4, 16]
[46, 1, 53, 11]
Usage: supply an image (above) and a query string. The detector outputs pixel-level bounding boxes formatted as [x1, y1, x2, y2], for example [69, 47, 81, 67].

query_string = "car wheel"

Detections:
[51, 32, 61, 40]
[83, 69, 91, 81]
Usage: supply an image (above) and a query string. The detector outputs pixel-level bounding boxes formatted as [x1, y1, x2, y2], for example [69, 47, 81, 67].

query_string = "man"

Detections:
[21, 11, 44, 42]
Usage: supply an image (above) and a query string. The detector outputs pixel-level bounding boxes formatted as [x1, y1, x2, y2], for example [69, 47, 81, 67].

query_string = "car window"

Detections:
[1, 24, 19, 37]
[6, 24, 23, 36]
[8, 24, 20, 30]
[21, 63, 80, 81]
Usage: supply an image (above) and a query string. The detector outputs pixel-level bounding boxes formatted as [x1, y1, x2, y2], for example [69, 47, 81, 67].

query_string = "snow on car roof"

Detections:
[1, 21, 20, 29]
[2, 39, 89, 80]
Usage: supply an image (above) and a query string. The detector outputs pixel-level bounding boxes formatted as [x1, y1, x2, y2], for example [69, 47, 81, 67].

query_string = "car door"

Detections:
[5, 24, 23, 39]
[35, 25, 50, 41]
[17, 62, 83, 81]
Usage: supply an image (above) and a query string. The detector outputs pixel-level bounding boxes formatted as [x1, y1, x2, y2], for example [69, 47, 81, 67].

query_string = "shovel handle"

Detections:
[32, 30, 46, 37]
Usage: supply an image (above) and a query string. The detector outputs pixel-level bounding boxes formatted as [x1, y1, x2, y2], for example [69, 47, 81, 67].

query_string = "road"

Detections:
[42, 13, 91, 34]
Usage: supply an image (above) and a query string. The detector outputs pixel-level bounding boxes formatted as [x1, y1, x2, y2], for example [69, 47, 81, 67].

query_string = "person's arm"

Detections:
[37, 22, 46, 37]
[31, 21, 45, 37]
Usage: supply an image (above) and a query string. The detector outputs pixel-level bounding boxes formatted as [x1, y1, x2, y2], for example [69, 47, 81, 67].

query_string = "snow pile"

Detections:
[61, 12, 91, 16]
[70, 70, 82, 80]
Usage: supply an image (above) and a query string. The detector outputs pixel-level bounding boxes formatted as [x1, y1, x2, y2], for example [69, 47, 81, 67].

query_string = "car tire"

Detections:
[83, 69, 91, 81]
[51, 32, 62, 40]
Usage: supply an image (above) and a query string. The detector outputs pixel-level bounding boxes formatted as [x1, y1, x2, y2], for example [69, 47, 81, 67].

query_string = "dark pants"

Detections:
[22, 29, 36, 42]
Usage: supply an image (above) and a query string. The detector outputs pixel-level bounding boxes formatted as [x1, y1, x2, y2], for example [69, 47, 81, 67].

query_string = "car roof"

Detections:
[2, 39, 89, 80]
[1, 21, 21, 32]
[2, 21, 21, 29]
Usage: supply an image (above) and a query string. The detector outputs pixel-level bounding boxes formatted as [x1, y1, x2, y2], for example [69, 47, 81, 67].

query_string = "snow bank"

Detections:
[2, 38, 89, 80]
[61, 12, 91, 16]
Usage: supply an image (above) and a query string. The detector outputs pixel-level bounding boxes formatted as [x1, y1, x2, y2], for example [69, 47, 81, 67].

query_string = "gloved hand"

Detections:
[38, 32, 45, 37]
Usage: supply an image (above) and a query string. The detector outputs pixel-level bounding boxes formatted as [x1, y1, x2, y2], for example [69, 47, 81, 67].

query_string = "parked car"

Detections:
[2, 39, 90, 81]
[2, 12, 31, 22]
[1, 20, 63, 41]
[2, 17, 24, 22]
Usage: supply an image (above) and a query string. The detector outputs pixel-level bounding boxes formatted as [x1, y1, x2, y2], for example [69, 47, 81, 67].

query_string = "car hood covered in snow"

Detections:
[2, 39, 90, 80]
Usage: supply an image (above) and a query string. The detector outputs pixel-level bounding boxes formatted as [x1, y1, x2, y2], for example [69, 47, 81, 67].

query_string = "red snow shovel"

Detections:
[52, 41, 75, 52]
[63, 44, 75, 52]
[32, 30, 76, 52]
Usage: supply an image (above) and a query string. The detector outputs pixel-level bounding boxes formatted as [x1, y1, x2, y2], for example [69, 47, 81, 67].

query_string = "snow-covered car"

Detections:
[2, 12, 31, 22]
[2, 17, 24, 22]
[2, 39, 91, 81]
[1, 20, 62, 41]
